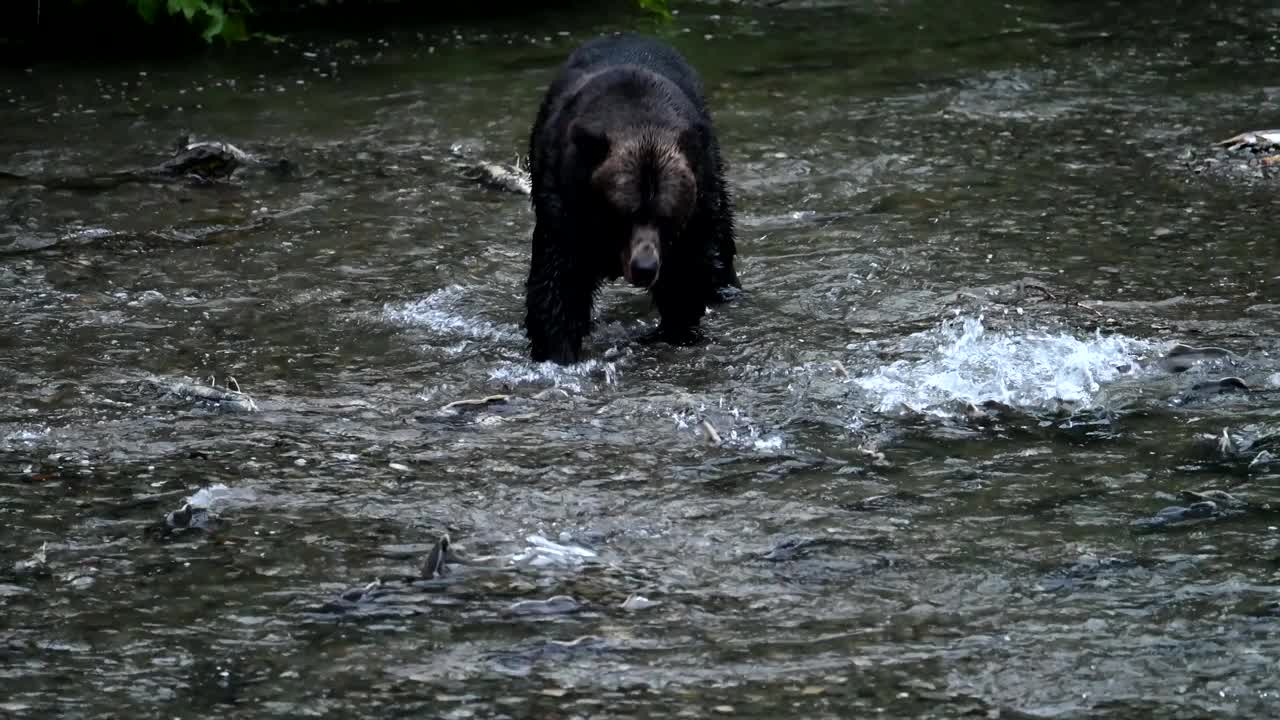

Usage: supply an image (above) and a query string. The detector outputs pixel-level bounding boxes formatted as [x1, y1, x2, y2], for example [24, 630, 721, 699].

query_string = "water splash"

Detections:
[186, 483, 255, 511]
[382, 285, 518, 344]
[509, 535, 600, 569]
[670, 398, 784, 451]
[854, 315, 1153, 416]
[3, 426, 50, 447]
[487, 355, 623, 393]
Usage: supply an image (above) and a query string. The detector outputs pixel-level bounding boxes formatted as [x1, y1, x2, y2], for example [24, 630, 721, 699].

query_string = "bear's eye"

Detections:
[571, 124, 610, 167]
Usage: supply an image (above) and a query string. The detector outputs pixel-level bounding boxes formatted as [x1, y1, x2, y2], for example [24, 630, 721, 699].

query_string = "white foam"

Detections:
[509, 534, 599, 569]
[488, 355, 622, 391]
[186, 483, 255, 511]
[854, 315, 1152, 416]
[753, 435, 785, 451]
[382, 285, 518, 344]
[3, 427, 50, 445]
[670, 399, 783, 452]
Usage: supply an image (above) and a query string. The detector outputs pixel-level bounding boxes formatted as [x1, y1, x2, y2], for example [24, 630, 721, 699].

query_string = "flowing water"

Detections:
[3, 1, 1280, 717]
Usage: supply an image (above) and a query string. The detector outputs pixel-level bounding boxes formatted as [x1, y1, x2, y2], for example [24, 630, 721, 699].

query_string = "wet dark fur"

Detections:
[524, 33, 740, 365]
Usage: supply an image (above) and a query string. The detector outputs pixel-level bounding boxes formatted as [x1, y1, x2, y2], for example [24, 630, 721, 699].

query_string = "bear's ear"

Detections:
[571, 123, 610, 167]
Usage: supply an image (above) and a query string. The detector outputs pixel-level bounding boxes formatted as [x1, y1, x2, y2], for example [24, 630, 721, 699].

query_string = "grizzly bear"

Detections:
[523, 32, 740, 365]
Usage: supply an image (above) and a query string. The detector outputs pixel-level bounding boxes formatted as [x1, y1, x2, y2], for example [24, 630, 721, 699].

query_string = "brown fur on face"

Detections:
[588, 128, 696, 288]
[590, 128, 696, 230]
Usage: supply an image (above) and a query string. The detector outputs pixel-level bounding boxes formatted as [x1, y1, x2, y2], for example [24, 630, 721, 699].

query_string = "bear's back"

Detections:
[561, 33, 706, 110]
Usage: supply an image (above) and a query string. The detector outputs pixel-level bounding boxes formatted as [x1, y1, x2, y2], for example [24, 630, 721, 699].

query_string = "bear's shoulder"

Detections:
[560, 33, 705, 108]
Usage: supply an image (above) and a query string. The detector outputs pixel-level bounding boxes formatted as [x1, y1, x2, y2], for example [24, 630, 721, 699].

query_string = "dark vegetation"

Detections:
[2, 0, 671, 58]
[127, 0, 255, 43]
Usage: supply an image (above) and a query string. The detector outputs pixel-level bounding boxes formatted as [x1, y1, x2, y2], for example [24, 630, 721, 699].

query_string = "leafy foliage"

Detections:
[127, 0, 251, 42]
[638, 0, 673, 21]
[111, 0, 672, 44]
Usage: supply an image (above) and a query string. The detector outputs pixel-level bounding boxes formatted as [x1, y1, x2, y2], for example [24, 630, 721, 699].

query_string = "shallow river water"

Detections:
[3, 1, 1280, 717]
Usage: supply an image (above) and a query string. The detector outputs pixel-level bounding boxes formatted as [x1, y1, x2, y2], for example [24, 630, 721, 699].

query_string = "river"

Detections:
[2, 1, 1279, 717]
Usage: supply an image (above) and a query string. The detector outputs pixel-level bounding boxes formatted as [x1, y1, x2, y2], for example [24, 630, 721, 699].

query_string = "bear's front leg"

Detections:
[525, 226, 596, 364]
[651, 260, 710, 346]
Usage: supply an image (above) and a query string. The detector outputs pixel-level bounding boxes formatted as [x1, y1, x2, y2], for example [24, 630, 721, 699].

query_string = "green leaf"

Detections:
[168, 0, 205, 21]
[201, 5, 226, 42]
[220, 13, 249, 43]
[638, 0, 673, 21]
[127, 0, 253, 41]
[131, 0, 161, 23]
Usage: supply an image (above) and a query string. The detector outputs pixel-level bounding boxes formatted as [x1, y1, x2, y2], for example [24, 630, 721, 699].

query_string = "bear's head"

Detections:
[570, 121, 702, 289]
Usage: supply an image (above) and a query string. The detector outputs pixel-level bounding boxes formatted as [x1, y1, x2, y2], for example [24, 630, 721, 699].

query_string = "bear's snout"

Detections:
[623, 226, 661, 288]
